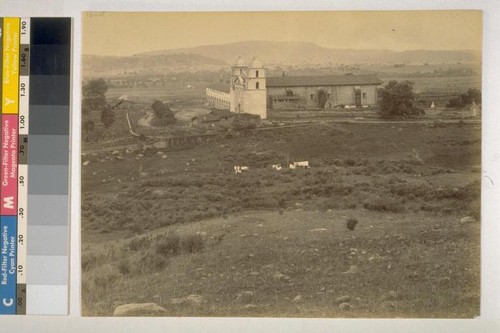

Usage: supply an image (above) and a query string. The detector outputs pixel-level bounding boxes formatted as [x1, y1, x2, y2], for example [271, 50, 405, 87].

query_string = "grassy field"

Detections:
[81, 122, 480, 317]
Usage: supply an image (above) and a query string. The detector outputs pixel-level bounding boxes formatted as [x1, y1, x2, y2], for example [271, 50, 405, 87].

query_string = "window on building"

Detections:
[240, 69, 242, 74]
[256, 82, 260, 89]
[310, 94, 314, 100]
[256, 70, 259, 78]
[362, 92, 367, 98]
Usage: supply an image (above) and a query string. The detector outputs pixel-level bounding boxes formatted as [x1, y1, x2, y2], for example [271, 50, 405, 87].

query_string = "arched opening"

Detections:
[317, 89, 328, 108]
[256, 70, 259, 78]
[256, 82, 260, 89]
[267, 96, 274, 109]
[355, 88, 362, 108]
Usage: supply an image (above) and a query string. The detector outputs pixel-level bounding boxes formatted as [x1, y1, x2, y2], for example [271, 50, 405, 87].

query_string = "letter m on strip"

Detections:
[3, 196, 14, 210]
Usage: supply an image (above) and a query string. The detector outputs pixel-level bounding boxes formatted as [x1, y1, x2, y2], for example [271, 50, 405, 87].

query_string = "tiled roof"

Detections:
[267, 74, 382, 88]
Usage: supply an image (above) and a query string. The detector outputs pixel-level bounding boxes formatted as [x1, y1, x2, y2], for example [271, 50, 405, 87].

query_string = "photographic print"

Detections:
[81, 11, 482, 317]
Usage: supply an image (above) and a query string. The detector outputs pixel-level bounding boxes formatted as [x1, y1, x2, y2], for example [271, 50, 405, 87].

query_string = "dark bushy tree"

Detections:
[379, 80, 423, 118]
[446, 88, 481, 108]
[462, 88, 481, 105]
[82, 78, 108, 115]
[151, 100, 176, 125]
[82, 119, 95, 142]
[82, 78, 109, 140]
[101, 105, 115, 128]
[446, 97, 465, 108]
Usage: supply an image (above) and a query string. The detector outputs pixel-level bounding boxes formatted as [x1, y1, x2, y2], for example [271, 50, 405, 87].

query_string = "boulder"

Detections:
[338, 302, 352, 311]
[273, 272, 290, 281]
[153, 141, 168, 149]
[335, 295, 351, 304]
[113, 303, 166, 316]
[310, 228, 328, 232]
[235, 291, 254, 304]
[380, 300, 396, 310]
[170, 294, 205, 305]
[381, 290, 398, 301]
[460, 216, 475, 224]
[186, 294, 205, 304]
[343, 265, 360, 274]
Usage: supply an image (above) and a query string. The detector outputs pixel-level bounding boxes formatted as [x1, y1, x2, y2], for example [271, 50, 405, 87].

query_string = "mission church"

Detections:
[205, 56, 382, 119]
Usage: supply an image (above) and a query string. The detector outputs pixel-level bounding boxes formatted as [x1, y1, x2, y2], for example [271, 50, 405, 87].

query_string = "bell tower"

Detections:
[230, 56, 247, 113]
[244, 57, 267, 119]
[229, 56, 267, 119]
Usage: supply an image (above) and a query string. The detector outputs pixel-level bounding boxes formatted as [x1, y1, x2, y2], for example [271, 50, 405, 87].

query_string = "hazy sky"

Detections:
[83, 11, 482, 56]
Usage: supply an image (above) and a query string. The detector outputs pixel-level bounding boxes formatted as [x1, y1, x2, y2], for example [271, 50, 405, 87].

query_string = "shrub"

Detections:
[181, 234, 205, 253]
[117, 259, 131, 275]
[82, 252, 100, 272]
[156, 232, 181, 257]
[126, 236, 149, 252]
[346, 218, 359, 230]
[363, 196, 403, 213]
[91, 266, 120, 291]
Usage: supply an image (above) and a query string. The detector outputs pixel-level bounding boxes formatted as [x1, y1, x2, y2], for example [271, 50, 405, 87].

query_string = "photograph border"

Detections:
[0, 0, 499, 332]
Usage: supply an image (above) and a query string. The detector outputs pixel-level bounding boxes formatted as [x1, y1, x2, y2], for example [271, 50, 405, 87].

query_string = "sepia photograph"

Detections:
[80, 11, 482, 317]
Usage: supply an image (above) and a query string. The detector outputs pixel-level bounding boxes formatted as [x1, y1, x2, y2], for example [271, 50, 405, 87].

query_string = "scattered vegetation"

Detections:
[81, 121, 480, 317]
[446, 88, 481, 108]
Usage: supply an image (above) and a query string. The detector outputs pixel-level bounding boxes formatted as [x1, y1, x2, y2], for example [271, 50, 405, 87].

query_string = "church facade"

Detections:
[205, 57, 382, 119]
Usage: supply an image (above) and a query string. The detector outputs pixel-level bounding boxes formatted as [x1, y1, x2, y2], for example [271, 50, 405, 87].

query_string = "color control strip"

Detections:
[0, 17, 71, 316]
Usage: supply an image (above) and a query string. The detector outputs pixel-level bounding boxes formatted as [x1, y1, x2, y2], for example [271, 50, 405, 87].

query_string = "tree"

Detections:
[100, 105, 115, 128]
[446, 88, 482, 108]
[378, 80, 423, 118]
[317, 89, 328, 108]
[151, 100, 176, 126]
[446, 97, 465, 108]
[82, 78, 110, 140]
[464, 88, 481, 105]
[82, 78, 108, 115]
[82, 119, 95, 142]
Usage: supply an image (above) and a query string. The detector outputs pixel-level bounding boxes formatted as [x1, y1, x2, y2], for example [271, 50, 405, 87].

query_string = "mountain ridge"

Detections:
[133, 40, 481, 64]
[83, 41, 481, 75]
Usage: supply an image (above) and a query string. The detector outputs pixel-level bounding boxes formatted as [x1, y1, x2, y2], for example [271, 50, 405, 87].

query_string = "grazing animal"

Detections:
[234, 166, 249, 174]
[346, 218, 358, 231]
[289, 161, 310, 169]
[272, 164, 282, 171]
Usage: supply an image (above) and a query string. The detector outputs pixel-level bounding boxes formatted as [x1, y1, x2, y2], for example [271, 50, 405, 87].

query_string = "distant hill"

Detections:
[83, 41, 481, 75]
[82, 53, 226, 75]
[136, 41, 481, 65]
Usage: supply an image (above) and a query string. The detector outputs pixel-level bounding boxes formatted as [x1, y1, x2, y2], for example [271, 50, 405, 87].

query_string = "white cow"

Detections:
[234, 166, 249, 174]
[290, 161, 310, 169]
[272, 164, 282, 171]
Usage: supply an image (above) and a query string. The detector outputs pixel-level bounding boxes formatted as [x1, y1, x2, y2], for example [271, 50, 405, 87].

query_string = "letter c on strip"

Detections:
[2, 298, 13, 307]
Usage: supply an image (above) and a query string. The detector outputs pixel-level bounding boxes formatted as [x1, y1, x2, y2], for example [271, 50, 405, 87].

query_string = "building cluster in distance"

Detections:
[206, 56, 383, 119]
